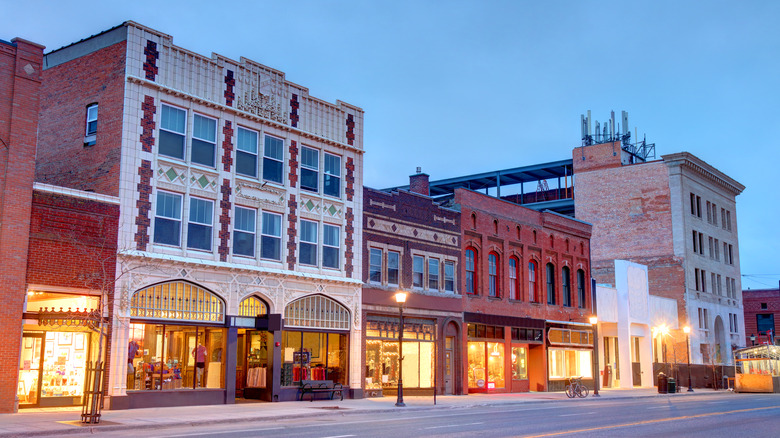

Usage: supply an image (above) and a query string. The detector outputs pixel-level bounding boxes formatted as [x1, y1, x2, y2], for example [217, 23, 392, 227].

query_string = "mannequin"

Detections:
[192, 343, 207, 387]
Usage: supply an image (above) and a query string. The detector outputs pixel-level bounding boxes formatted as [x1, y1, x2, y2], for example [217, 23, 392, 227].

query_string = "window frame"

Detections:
[488, 252, 499, 298]
[236, 126, 259, 178]
[233, 206, 257, 258]
[577, 269, 586, 309]
[85, 103, 98, 136]
[528, 260, 538, 303]
[191, 113, 217, 168]
[444, 260, 455, 293]
[413, 255, 425, 289]
[260, 211, 283, 261]
[159, 104, 187, 160]
[153, 191, 183, 247]
[546, 263, 556, 305]
[369, 248, 382, 284]
[322, 223, 340, 269]
[508, 257, 519, 300]
[388, 251, 400, 286]
[262, 134, 284, 184]
[323, 152, 341, 198]
[428, 258, 440, 291]
[186, 197, 214, 252]
[299, 219, 318, 266]
[561, 266, 571, 307]
[465, 248, 477, 295]
[300, 145, 319, 193]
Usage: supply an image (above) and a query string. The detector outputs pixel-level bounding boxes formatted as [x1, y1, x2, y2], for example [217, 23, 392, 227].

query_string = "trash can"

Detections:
[667, 377, 676, 394]
[657, 372, 668, 394]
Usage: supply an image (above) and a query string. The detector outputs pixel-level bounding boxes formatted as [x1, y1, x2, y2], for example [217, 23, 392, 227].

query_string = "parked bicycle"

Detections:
[565, 376, 589, 398]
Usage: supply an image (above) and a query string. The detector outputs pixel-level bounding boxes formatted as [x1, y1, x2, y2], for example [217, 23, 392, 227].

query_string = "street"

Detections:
[62, 393, 780, 438]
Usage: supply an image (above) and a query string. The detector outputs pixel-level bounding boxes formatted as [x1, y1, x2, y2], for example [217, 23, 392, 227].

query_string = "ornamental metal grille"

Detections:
[239, 296, 268, 317]
[284, 295, 349, 330]
[131, 281, 224, 323]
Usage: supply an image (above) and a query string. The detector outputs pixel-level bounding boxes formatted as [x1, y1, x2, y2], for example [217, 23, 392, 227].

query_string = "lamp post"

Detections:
[683, 326, 694, 392]
[750, 333, 756, 346]
[589, 315, 600, 397]
[395, 291, 407, 407]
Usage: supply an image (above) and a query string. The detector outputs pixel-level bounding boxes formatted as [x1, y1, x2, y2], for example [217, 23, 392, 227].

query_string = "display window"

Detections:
[365, 316, 435, 390]
[548, 348, 593, 380]
[127, 323, 225, 391]
[511, 346, 528, 380]
[281, 330, 347, 385]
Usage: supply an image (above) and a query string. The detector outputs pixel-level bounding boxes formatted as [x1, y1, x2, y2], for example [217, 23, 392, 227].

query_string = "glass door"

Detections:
[18, 334, 44, 407]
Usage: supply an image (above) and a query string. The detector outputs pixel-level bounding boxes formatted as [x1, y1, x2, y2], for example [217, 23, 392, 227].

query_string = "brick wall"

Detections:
[36, 41, 127, 196]
[453, 188, 593, 323]
[0, 37, 44, 413]
[742, 288, 780, 344]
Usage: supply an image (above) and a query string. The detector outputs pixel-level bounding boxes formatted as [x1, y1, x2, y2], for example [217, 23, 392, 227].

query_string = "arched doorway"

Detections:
[443, 320, 460, 395]
[713, 315, 727, 364]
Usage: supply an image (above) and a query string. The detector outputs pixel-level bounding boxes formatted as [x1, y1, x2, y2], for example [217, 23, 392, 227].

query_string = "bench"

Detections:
[298, 380, 344, 402]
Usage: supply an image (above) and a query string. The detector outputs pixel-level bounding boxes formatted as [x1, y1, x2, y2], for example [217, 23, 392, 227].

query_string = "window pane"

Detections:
[161, 105, 186, 133]
[237, 127, 258, 153]
[263, 158, 283, 183]
[189, 198, 213, 225]
[301, 147, 318, 192]
[299, 221, 318, 265]
[261, 212, 281, 236]
[159, 130, 185, 159]
[323, 224, 339, 269]
[191, 138, 215, 167]
[301, 168, 318, 192]
[263, 136, 284, 183]
[301, 147, 318, 168]
[300, 221, 317, 243]
[413, 256, 424, 288]
[154, 218, 180, 246]
[264, 136, 283, 159]
[444, 261, 454, 292]
[323, 246, 339, 269]
[236, 151, 257, 177]
[188, 223, 212, 251]
[324, 154, 341, 197]
[300, 243, 317, 265]
[156, 192, 182, 219]
[193, 115, 216, 142]
[235, 207, 256, 232]
[260, 236, 281, 260]
[234, 230, 255, 257]
[323, 224, 339, 246]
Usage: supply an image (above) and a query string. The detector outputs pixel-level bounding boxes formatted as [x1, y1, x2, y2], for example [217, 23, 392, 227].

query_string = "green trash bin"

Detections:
[667, 377, 676, 394]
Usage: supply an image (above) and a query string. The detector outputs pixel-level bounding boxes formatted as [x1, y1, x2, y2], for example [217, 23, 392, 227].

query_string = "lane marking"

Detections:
[424, 422, 484, 429]
[646, 406, 667, 409]
[523, 405, 780, 438]
[159, 427, 284, 438]
[559, 412, 594, 417]
[321, 435, 356, 438]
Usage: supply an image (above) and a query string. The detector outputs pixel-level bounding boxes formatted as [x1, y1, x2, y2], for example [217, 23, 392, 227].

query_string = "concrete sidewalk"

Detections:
[0, 388, 731, 437]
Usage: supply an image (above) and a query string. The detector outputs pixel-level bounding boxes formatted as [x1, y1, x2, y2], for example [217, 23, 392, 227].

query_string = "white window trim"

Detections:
[186, 197, 214, 252]
[191, 113, 218, 168]
[236, 126, 259, 178]
[260, 211, 283, 261]
[233, 206, 257, 258]
[153, 190, 183, 247]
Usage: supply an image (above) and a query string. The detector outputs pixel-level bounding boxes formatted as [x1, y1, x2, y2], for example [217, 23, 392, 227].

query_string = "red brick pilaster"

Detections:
[134, 160, 153, 250]
[288, 140, 299, 188]
[286, 194, 298, 270]
[143, 40, 159, 81]
[221, 120, 233, 172]
[140, 95, 156, 153]
[218, 179, 232, 262]
[345, 207, 355, 277]
[345, 157, 355, 201]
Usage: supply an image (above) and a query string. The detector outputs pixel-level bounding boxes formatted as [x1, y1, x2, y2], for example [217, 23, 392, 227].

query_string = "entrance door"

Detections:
[603, 337, 620, 387]
[18, 334, 44, 407]
[631, 336, 641, 387]
[444, 336, 454, 394]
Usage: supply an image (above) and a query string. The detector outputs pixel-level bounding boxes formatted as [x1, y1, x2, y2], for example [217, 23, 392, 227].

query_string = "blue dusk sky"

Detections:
[4, 0, 778, 290]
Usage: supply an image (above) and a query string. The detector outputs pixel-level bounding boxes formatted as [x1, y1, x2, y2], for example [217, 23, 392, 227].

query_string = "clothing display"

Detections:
[245, 366, 267, 388]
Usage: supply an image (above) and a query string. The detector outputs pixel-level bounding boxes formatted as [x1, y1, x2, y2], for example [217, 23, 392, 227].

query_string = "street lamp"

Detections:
[589, 315, 600, 397]
[683, 326, 694, 392]
[394, 291, 407, 407]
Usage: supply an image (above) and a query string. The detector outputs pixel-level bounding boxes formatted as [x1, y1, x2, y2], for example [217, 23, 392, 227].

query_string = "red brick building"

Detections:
[20, 185, 119, 408]
[0, 36, 44, 413]
[452, 187, 594, 393]
[742, 288, 780, 346]
[362, 174, 463, 397]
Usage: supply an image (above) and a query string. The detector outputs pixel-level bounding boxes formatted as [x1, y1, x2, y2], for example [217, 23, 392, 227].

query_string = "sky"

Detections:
[4, 0, 779, 290]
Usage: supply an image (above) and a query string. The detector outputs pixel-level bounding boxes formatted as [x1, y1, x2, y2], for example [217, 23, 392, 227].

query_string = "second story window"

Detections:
[301, 146, 319, 192]
[388, 252, 400, 285]
[562, 266, 571, 307]
[299, 220, 318, 266]
[413, 255, 424, 288]
[577, 269, 586, 309]
[263, 135, 284, 184]
[260, 212, 282, 261]
[444, 261, 455, 293]
[509, 257, 518, 300]
[546, 263, 556, 305]
[154, 191, 182, 246]
[85, 104, 98, 136]
[369, 249, 382, 283]
[191, 114, 216, 167]
[528, 261, 537, 303]
[428, 258, 439, 290]
[160, 104, 186, 160]
[233, 207, 256, 257]
[488, 253, 499, 298]
[324, 153, 341, 197]
[236, 127, 258, 177]
[187, 198, 213, 251]
[465, 248, 476, 294]
[322, 224, 340, 269]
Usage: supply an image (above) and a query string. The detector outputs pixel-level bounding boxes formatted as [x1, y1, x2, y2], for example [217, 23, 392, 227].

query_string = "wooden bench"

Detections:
[298, 380, 344, 402]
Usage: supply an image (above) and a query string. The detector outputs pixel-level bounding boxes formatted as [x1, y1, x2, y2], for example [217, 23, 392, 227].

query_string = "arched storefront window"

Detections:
[131, 281, 224, 323]
[282, 295, 350, 386]
[239, 295, 268, 317]
[128, 281, 226, 392]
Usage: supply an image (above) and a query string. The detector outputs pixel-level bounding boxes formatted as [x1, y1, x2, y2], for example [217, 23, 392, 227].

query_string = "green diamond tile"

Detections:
[328, 205, 337, 216]
[305, 200, 315, 211]
[165, 168, 178, 181]
[197, 175, 210, 188]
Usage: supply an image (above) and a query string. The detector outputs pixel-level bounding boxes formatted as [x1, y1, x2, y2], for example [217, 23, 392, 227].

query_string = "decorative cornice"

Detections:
[662, 152, 745, 196]
[127, 75, 364, 154]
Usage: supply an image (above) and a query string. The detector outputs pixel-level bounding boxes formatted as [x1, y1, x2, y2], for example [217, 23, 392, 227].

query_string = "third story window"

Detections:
[465, 249, 476, 294]
[233, 207, 256, 257]
[413, 255, 424, 288]
[160, 104, 186, 159]
[428, 258, 439, 290]
[301, 146, 319, 192]
[444, 261, 455, 293]
[236, 127, 258, 177]
[322, 224, 340, 269]
[369, 248, 382, 283]
[191, 114, 216, 167]
[324, 153, 341, 197]
[261, 212, 282, 261]
[388, 252, 400, 285]
[86, 104, 98, 136]
[263, 135, 284, 184]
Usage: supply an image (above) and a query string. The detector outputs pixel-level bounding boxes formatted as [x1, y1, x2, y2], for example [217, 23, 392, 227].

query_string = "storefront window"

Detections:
[512, 346, 527, 380]
[548, 349, 592, 379]
[128, 323, 225, 391]
[468, 341, 486, 388]
[365, 317, 435, 390]
[25, 291, 100, 313]
[281, 330, 347, 385]
[41, 332, 89, 399]
[487, 342, 505, 389]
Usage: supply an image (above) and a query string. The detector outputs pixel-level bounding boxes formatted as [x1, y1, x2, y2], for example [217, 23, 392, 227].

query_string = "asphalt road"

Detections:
[71, 393, 780, 438]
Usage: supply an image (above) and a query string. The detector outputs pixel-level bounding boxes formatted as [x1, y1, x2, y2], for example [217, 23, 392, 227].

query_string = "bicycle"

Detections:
[565, 376, 589, 398]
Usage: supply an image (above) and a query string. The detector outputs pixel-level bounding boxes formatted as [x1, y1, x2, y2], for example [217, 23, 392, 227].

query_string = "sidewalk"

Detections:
[0, 388, 731, 437]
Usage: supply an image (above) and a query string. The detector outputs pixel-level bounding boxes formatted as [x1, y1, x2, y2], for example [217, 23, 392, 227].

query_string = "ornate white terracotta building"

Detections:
[37, 21, 364, 408]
